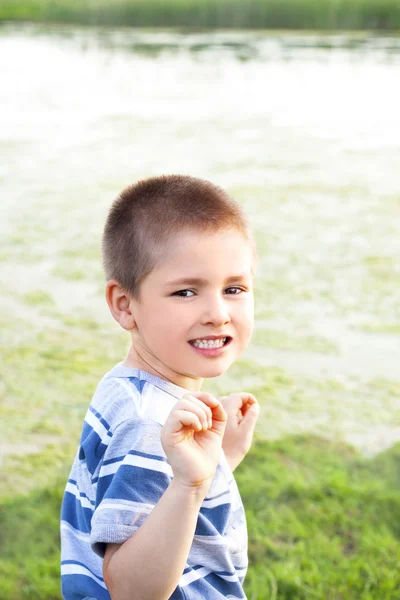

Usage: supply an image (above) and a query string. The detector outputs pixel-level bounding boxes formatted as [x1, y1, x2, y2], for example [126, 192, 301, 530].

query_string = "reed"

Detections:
[1, 0, 400, 30]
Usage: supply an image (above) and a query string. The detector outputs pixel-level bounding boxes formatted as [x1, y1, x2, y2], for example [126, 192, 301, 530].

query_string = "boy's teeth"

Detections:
[192, 338, 226, 349]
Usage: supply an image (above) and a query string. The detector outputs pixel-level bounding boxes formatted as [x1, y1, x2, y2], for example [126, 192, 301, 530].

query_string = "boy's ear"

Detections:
[105, 280, 136, 331]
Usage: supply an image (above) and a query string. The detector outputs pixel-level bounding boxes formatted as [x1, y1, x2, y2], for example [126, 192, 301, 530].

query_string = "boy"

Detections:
[60, 174, 260, 600]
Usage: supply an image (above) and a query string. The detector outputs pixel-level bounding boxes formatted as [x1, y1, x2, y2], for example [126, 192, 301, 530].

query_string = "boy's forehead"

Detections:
[164, 227, 250, 255]
[151, 228, 254, 280]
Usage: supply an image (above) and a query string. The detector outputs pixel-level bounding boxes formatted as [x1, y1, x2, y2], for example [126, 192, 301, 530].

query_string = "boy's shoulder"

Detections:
[77, 364, 187, 478]
[89, 363, 186, 432]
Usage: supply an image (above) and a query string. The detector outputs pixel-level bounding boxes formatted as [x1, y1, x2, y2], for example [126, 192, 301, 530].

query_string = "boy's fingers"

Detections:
[211, 401, 227, 422]
[209, 402, 227, 436]
[236, 393, 257, 406]
[194, 398, 213, 421]
[186, 391, 220, 408]
[219, 394, 242, 412]
[179, 395, 212, 426]
[179, 393, 226, 431]
[239, 401, 260, 431]
[241, 395, 258, 416]
[246, 393, 257, 404]
[168, 409, 203, 433]
[220, 393, 256, 414]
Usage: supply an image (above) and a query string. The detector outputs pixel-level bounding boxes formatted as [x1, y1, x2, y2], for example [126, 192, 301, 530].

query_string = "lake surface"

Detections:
[1, 24, 399, 457]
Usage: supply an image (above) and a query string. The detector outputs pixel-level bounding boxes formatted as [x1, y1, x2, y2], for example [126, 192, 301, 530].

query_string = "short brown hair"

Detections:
[102, 174, 254, 297]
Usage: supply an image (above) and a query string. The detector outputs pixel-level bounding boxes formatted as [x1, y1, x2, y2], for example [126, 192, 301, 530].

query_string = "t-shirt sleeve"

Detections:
[90, 417, 173, 558]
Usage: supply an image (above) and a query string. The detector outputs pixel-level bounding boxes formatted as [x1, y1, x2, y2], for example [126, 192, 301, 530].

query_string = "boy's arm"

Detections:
[103, 392, 227, 600]
[103, 479, 207, 600]
[220, 393, 260, 472]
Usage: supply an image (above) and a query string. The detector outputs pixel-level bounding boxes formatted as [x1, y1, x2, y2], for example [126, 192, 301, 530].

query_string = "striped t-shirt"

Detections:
[60, 363, 248, 600]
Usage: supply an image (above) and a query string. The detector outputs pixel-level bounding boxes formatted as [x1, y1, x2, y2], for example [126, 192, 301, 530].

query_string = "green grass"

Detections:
[0, 485, 63, 600]
[237, 437, 400, 599]
[1, 437, 399, 600]
[1, 0, 400, 30]
[1, 314, 399, 598]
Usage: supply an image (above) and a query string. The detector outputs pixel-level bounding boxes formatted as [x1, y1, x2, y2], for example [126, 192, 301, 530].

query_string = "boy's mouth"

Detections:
[189, 336, 232, 349]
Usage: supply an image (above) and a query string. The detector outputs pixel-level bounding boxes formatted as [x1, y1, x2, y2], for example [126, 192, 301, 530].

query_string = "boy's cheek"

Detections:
[243, 298, 255, 330]
[243, 313, 255, 343]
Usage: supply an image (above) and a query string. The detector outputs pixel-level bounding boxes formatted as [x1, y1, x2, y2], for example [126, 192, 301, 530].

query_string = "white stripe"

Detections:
[219, 572, 242, 582]
[116, 379, 142, 412]
[61, 521, 90, 542]
[234, 567, 247, 578]
[61, 563, 106, 588]
[202, 490, 231, 509]
[180, 566, 212, 587]
[96, 500, 153, 515]
[65, 481, 94, 509]
[100, 453, 173, 478]
[179, 564, 245, 587]
[193, 534, 226, 546]
[85, 409, 110, 443]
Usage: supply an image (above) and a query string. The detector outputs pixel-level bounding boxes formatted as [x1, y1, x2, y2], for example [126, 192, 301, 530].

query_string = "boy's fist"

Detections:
[161, 392, 227, 491]
[219, 393, 259, 472]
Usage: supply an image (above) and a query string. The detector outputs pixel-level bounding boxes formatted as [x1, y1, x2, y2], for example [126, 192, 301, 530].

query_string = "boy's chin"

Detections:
[194, 362, 234, 379]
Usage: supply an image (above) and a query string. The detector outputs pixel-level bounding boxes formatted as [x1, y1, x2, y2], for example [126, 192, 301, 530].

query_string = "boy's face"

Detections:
[127, 228, 254, 391]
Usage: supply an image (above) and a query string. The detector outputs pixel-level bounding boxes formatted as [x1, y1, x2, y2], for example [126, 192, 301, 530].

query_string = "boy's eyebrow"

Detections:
[165, 274, 250, 287]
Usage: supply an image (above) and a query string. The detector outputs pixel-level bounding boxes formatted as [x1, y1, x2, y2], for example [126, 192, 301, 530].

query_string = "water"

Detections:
[1, 23, 399, 456]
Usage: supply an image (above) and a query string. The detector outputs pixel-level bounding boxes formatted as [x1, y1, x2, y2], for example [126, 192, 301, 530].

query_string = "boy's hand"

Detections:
[161, 392, 227, 492]
[219, 393, 260, 472]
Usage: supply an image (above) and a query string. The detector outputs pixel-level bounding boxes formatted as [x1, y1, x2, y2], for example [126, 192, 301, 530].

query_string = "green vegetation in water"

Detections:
[251, 326, 339, 354]
[1, 0, 400, 30]
[23, 290, 55, 307]
[0, 313, 125, 496]
[1, 438, 399, 599]
[359, 322, 400, 334]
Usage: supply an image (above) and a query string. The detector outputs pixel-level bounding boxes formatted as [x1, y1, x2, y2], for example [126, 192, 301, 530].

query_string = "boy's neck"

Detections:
[123, 343, 203, 392]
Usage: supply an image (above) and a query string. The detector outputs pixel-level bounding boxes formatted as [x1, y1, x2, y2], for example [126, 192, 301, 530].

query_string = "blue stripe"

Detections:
[182, 573, 245, 599]
[127, 448, 168, 462]
[66, 480, 95, 506]
[61, 573, 110, 600]
[96, 464, 171, 506]
[80, 493, 95, 506]
[79, 422, 110, 475]
[183, 564, 207, 575]
[88, 405, 111, 431]
[195, 504, 230, 536]
[205, 572, 246, 596]
[102, 448, 169, 466]
[129, 376, 147, 394]
[183, 564, 244, 579]
[61, 490, 92, 534]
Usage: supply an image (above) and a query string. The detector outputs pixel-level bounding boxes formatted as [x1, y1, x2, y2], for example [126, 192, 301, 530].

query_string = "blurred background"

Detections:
[1, 2, 400, 599]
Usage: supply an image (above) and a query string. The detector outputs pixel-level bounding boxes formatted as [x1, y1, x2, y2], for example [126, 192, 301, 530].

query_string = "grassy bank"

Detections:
[1, 0, 400, 30]
[1, 437, 399, 599]
[1, 314, 399, 598]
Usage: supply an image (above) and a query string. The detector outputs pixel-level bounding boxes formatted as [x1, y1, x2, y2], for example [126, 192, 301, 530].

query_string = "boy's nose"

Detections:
[200, 297, 231, 326]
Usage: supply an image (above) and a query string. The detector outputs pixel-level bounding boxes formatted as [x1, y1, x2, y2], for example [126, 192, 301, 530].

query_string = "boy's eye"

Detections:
[225, 286, 244, 295]
[172, 289, 195, 298]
